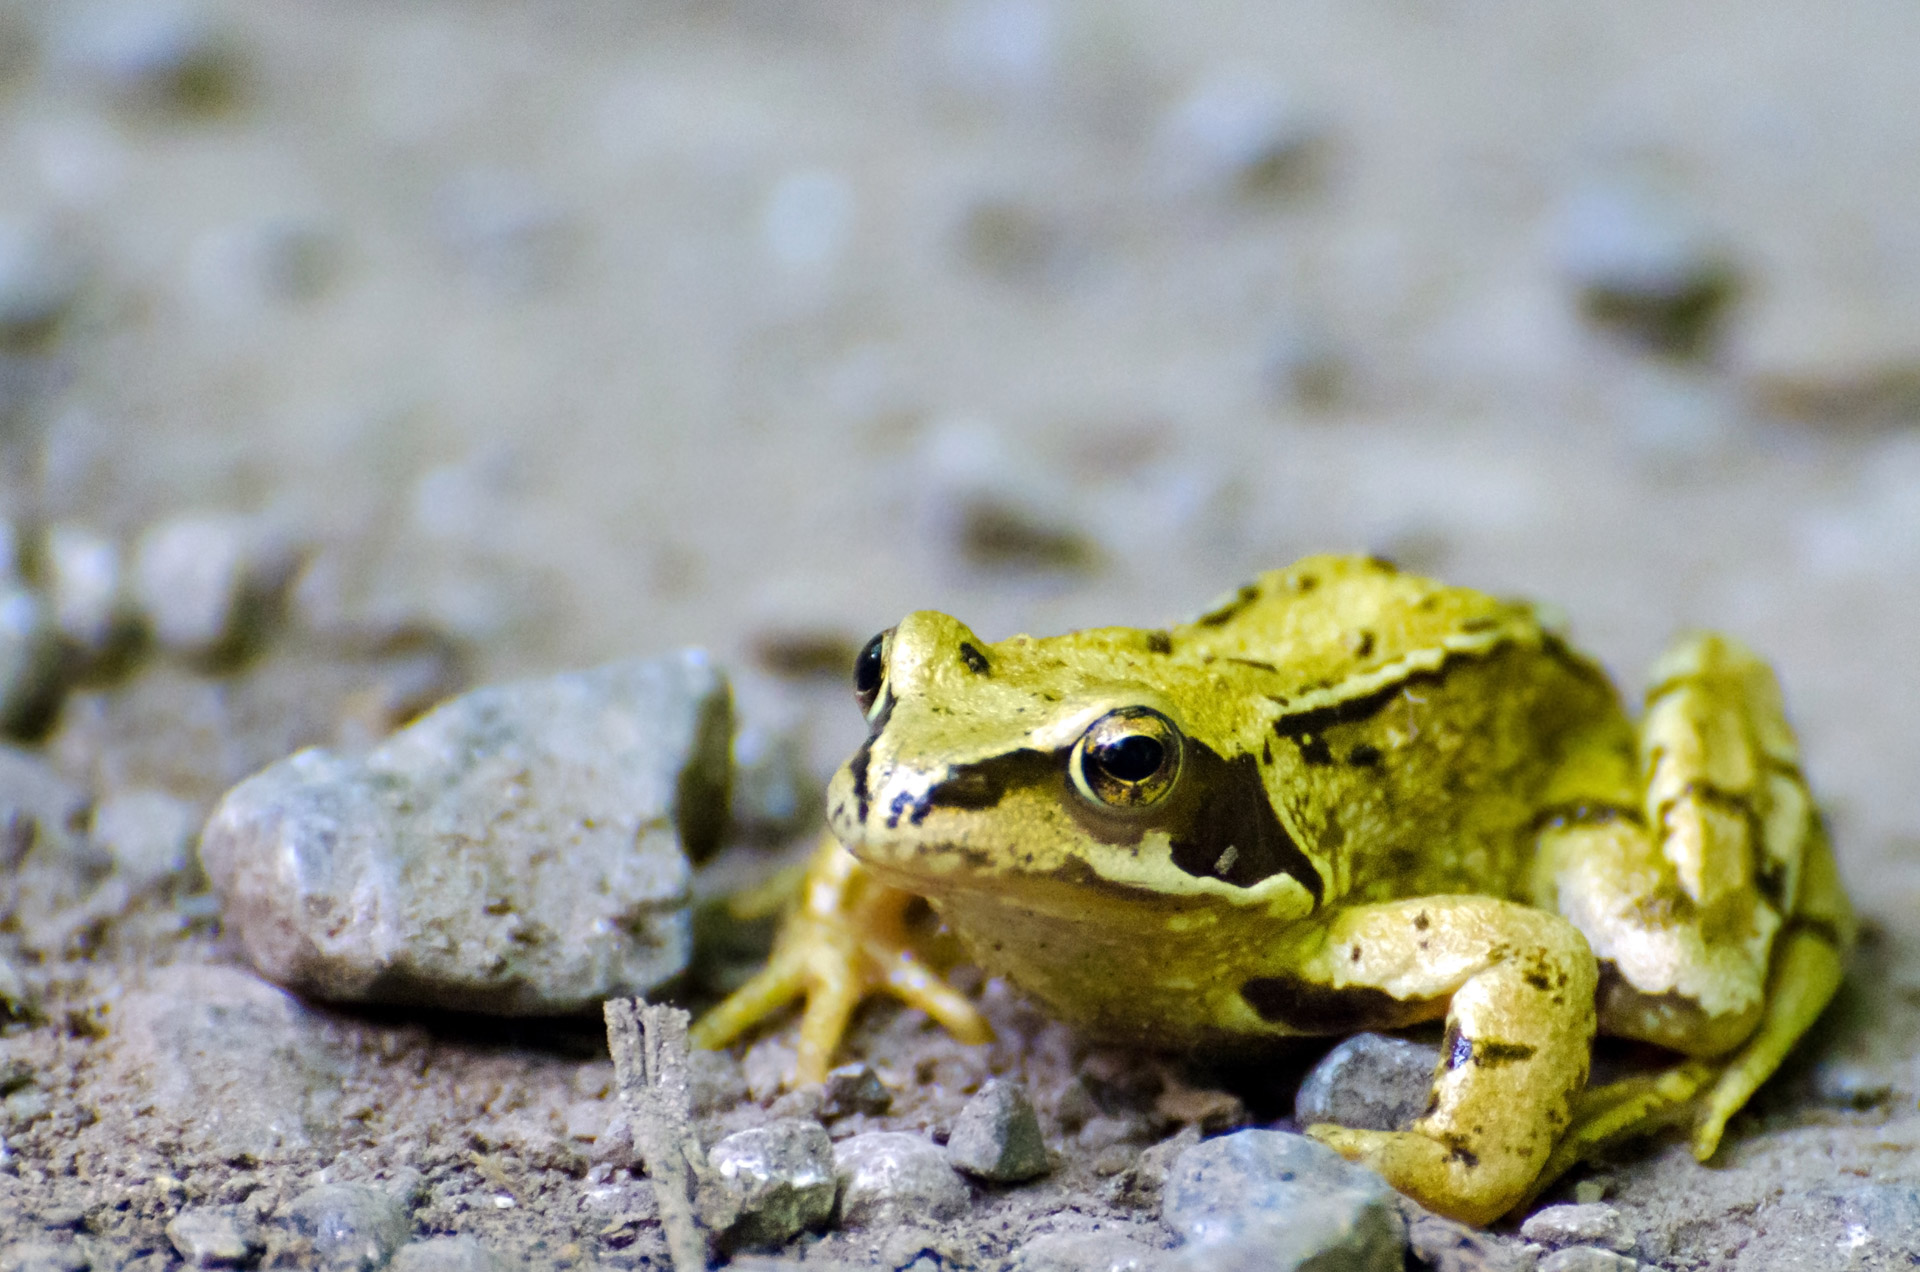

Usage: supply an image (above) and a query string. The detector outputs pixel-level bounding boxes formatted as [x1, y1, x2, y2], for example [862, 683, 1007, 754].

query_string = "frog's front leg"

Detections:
[690, 833, 993, 1086]
[1285, 898, 1598, 1226]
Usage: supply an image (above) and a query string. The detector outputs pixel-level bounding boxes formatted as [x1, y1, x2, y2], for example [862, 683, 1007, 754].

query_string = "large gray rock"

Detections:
[1295, 1033, 1440, 1133]
[102, 965, 343, 1159]
[199, 652, 731, 1014]
[701, 1118, 838, 1250]
[1161, 1130, 1405, 1272]
[947, 1080, 1050, 1183]
[832, 1132, 971, 1229]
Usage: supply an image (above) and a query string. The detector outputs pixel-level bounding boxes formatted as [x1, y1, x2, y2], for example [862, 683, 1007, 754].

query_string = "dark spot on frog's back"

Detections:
[1167, 744, 1322, 900]
[1240, 976, 1426, 1032]
[1296, 734, 1333, 766]
[1145, 630, 1173, 655]
[958, 642, 991, 675]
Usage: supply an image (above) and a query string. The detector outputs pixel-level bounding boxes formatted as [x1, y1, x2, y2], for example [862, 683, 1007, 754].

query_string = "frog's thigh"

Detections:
[1292, 897, 1597, 1227]
[1540, 634, 1807, 1058]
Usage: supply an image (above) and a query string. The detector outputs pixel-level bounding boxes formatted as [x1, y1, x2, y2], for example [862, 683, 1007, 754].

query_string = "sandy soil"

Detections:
[2, 1, 1920, 1268]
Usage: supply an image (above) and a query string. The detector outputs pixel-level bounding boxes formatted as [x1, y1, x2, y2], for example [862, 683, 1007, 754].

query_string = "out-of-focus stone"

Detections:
[728, 719, 813, 842]
[832, 1132, 971, 1229]
[131, 512, 299, 661]
[44, 523, 128, 656]
[0, 587, 60, 740]
[1294, 1032, 1439, 1133]
[50, 0, 245, 116]
[0, 1243, 88, 1272]
[913, 418, 1097, 573]
[165, 1206, 261, 1267]
[689, 1047, 749, 1115]
[0, 744, 89, 868]
[1553, 182, 1738, 357]
[1161, 1130, 1404, 1272]
[947, 1080, 1049, 1183]
[820, 1062, 892, 1120]
[0, 221, 84, 350]
[1812, 1058, 1895, 1109]
[700, 1119, 837, 1250]
[434, 169, 574, 296]
[1010, 1231, 1169, 1272]
[285, 1182, 415, 1270]
[198, 653, 730, 1014]
[1156, 75, 1326, 201]
[387, 1237, 512, 1272]
[89, 786, 201, 890]
[101, 964, 343, 1159]
[1520, 1204, 1633, 1253]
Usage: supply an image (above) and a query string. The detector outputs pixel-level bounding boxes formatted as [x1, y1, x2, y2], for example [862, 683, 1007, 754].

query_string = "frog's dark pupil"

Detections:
[853, 633, 886, 699]
[1096, 735, 1164, 783]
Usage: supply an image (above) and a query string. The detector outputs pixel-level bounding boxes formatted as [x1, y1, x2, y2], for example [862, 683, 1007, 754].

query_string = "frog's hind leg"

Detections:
[1535, 633, 1853, 1169]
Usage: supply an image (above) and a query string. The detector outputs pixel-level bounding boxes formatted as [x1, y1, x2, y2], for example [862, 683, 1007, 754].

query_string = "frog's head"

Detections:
[824, 610, 1323, 922]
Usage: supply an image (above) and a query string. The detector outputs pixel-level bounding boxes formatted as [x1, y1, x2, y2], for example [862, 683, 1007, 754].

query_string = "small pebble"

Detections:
[767, 1084, 824, 1123]
[947, 1080, 1050, 1183]
[284, 1182, 414, 1269]
[1520, 1204, 1632, 1253]
[90, 787, 201, 891]
[1160, 1130, 1404, 1272]
[688, 1047, 749, 1114]
[44, 523, 127, 656]
[1010, 1231, 1168, 1272]
[1405, 1204, 1537, 1272]
[1811, 1058, 1894, 1109]
[1294, 1032, 1440, 1133]
[1537, 1250, 1641, 1272]
[0, 743, 89, 868]
[131, 512, 298, 661]
[164, 1206, 260, 1267]
[387, 1236, 511, 1272]
[832, 1131, 971, 1229]
[702, 1119, 837, 1250]
[820, 1062, 892, 1120]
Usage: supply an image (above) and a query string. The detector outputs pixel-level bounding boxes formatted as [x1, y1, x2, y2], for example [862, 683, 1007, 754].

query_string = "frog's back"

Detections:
[1172, 555, 1635, 906]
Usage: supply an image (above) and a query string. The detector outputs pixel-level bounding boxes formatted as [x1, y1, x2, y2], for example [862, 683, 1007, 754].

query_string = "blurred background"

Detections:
[1, 0, 1916, 891]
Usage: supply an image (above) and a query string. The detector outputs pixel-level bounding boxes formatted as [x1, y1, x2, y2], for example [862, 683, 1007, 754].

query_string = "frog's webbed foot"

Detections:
[1286, 897, 1597, 1226]
[690, 834, 992, 1087]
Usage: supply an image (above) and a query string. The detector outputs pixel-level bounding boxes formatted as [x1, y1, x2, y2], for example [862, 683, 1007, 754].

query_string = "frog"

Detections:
[693, 555, 1853, 1224]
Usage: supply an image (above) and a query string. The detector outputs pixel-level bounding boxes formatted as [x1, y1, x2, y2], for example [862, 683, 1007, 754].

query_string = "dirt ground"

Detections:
[3, 2, 1920, 1269]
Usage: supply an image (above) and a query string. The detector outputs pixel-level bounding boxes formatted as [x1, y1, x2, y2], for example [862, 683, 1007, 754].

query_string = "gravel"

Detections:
[1537, 1250, 1642, 1272]
[386, 1237, 514, 1272]
[87, 786, 201, 891]
[1009, 1231, 1169, 1272]
[1294, 1032, 1440, 1133]
[820, 1062, 893, 1120]
[42, 523, 127, 657]
[946, 1079, 1050, 1183]
[198, 651, 730, 1014]
[832, 1131, 972, 1229]
[701, 1118, 838, 1250]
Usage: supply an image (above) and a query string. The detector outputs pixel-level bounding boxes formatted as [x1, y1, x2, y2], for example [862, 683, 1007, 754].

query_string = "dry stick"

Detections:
[604, 998, 710, 1272]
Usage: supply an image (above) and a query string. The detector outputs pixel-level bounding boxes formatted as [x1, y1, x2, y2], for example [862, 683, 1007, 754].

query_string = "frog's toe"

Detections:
[1306, 1124, 1530, 1228]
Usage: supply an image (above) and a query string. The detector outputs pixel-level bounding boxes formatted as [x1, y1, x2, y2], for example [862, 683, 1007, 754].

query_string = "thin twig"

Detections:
[604, 998, 710, 1272]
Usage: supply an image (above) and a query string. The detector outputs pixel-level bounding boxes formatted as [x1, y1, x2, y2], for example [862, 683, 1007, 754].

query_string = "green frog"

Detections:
[693, 555, 1852, 1224]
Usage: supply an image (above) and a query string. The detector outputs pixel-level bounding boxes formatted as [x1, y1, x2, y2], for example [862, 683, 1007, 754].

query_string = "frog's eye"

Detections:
[1072, 707, 1182, 809]
[853, 629, 891, 718]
